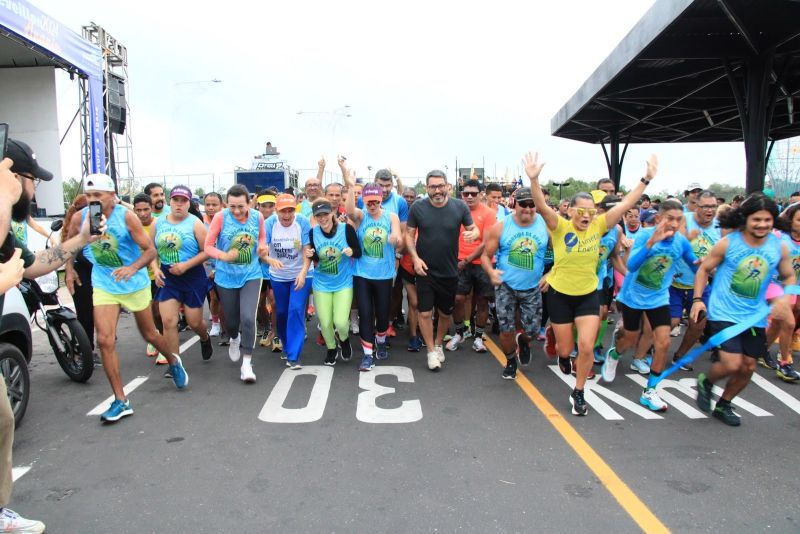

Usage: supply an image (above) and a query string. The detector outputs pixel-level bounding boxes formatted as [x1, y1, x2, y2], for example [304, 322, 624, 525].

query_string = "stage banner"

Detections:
[0, 0, 106, 172]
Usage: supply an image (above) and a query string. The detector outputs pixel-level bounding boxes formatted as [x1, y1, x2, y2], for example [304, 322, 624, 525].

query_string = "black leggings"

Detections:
[72, 256, 95, 350]
[354, 276, 393, 345]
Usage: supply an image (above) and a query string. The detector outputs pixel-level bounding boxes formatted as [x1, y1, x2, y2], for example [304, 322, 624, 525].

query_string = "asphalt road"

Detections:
[8, 310, 800, 533]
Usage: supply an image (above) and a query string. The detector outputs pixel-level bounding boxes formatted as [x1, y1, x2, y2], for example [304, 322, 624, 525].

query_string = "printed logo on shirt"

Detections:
[91, 233, 124, 267]
[509, 235, 536, 271]
[792, 255, 800, 279]
[11, 221, 25, 244]
[157, 232, 182, 264]
[597, 244, 611, 268]
[318, 245, 342, 275]
[228, 232, 255, 265]
[692, 233, 714, 258]
[564, 233, 579, 252]
[730, 255, 769, 299]
[363, 226, 387, 259]
[635, 254, 673, 290]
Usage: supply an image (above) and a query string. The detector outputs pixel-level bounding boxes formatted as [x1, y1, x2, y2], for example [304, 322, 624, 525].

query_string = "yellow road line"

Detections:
[484, 336, 669, 534]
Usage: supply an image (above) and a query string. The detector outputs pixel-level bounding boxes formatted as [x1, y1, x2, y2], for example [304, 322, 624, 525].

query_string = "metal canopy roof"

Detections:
[551, 0, 800, 145]
[0, 28, 77, 73]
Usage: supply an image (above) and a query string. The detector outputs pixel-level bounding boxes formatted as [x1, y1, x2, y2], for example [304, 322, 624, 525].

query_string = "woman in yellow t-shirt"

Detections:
[523, 151, 658, 416]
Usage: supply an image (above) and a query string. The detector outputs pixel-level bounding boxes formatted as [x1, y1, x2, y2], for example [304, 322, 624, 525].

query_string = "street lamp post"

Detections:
[551, 179, 570, 201]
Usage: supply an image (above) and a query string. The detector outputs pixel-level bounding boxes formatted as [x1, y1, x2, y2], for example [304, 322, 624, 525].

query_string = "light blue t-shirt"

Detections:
[780, 231, 800, 282]
[672, 216, 722, 288]
[618, 227, 696, 309]
[311, 223, 353, 292]
[155, 215, 199, 265]
[496, 215, 548, 291]
[354, 211, 395, 280]
[597, 227, 619, 291]
[213, 208, 262, 289]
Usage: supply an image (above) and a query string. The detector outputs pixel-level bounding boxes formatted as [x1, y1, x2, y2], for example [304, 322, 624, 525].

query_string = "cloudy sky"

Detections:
[36, 0, 757, 194]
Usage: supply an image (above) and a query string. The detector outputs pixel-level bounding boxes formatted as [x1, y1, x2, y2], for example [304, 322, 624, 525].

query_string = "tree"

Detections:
[62, 177, 82, 210]
[194, 187, 206, 199]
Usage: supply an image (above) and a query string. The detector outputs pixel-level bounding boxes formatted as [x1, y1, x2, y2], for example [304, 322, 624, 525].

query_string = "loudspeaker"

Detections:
[106, 73, 127, 135]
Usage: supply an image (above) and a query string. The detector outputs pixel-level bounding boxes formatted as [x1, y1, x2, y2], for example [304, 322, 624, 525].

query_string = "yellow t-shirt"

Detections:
[548, 214, 608, 296]
[142, 220, 156, 280]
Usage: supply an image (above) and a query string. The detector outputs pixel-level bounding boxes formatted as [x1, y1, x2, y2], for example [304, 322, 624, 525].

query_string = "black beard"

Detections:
[12, 190, 31, 223]
[155, 200, 164, 210]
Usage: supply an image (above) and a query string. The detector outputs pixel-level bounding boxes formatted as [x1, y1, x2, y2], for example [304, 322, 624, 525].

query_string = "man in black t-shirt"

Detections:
[406, 170, 478, 371]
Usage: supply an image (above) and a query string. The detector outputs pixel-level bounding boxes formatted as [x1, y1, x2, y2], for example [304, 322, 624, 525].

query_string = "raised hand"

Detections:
[645, 154, 658, 181]
[523, 151, 545, 181]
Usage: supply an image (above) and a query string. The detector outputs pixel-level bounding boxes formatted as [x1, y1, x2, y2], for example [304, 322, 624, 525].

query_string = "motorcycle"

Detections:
[18, 220, 93, 383]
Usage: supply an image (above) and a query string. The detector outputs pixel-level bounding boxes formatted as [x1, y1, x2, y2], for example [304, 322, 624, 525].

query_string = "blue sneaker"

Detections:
[407, 335, 422, 352]
[170, 355, 189, 389]
[359, 354, 374, 371]
[375, 343, 389, 360]
[101, 398, 133, 422]
[593, 347, 605, 364]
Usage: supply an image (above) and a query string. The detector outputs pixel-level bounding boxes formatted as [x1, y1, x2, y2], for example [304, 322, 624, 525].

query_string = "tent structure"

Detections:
[551, 0, 800, 194]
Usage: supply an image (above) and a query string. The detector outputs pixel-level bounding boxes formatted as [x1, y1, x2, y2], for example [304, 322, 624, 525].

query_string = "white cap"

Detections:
[83, 173, 116, 192]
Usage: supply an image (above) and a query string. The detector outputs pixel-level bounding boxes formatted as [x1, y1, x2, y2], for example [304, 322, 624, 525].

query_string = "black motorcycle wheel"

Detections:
[53, 318, 94, 383]
[0, 342, 30, 426]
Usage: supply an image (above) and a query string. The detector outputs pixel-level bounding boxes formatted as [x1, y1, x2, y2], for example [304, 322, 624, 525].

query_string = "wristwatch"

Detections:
[640, 177, 650, 186]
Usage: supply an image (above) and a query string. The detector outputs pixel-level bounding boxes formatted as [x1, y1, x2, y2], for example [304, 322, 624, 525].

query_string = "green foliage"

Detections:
[62, 177, 82, 210]
[541, 178, 597, 201]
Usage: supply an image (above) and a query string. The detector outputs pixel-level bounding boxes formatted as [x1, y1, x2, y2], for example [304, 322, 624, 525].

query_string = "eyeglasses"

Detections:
[697, 204, 717, 210]
[573, 207, 598, 217]
[427, 183, 447, 190]
[461, 191, 479, 197]
[517, 200, 536, 209]
[17, 172, 40, 186]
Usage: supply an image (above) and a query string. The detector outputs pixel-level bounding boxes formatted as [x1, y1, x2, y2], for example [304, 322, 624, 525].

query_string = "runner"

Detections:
[144, 182, 170, 218]
[262, 194, 313, 369]
[405, 170, 479, 371]
[308, 198, 361, 365]
[771, 204, 800, 381]
[344, 166, 402, 371]
[255, 189, 278, 349]
[525, 150, 658, 416]
[70, 173, 188, 422]
[152, 185, 214, 364]
[600, 200, 698, 412]
[204, 184, 266, 383]
[693, 193, 795, 426]
[203, 192, 226, 339]
[481, 187, 548, 379]
[448, 179, 495, 353]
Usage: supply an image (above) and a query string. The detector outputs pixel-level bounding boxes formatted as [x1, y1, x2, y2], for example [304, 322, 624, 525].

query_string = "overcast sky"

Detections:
[36, 0, 759, 194]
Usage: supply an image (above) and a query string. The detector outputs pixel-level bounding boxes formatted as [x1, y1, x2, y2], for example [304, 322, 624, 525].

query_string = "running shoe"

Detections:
[435, 345, 445, 363]
[570, 359, 597, 379]
[315, 332, 326, 346]
[630, 358, 650, 375]
[170, 355, 189, 389]
[472, 336, 488, 353]
[0, 508, 45, 533]
[200, 336, 213, 361]
[218, 334, 230, 346]
[209, 322, 221, 337]
[259, 330, 272, 347]
[644, 354, 653, 367]
[100, 398, 133, 423]
[463, 328, 473, 340]
[758, 352, 778, 370]
[593, 346, 605, 364]
[712, 402, 741, 426]
[177, 314, 189, 332]
[289, 360, 303, 370]
[445, 333, 463, 351]
[695, 373, 713, 413]
[670, 325, 681, 337]
[146, 343, 157, 357]
[544, 325, 557, 358]
[601, 348, 619, 382]
[557, 357, 571, 375]
[672, 354, 692, 372]
[340, 338, 352, 361]
[351, 321, 360, 336]
[155, 353, 168, 365]
[387, 325, 397, 337]
[502, 356, 517, 380]
[516, 333, 531, 367]
[271, 337, 283, 353]
[777, 363, 800, 383]
[407, 335, 422, 352]
[639, 388, 667, 412]
[359, 355, 374, 372]
[537, 327, 546, 342]
[375, 343, 389, 360]
[324, 348, 338, 366]
[228, 335, 241, 362]
[570, 389, 588, 416]
[240, 361, 257, 383]
[427, 351, 442, 371]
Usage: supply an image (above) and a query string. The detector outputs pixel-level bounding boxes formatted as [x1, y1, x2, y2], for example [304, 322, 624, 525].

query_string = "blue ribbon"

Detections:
[656, 285, 800, 383]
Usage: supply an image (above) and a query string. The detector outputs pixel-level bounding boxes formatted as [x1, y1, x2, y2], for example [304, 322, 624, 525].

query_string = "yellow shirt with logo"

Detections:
[548, 214, 607, 296]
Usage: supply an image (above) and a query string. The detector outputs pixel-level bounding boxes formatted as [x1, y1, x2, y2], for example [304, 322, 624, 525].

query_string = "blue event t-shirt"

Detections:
[354, 211, 396, 280]
[155, 215, 199, 266]
[617, 227, 697, 309]
[311, 223, 354, 292]
[496, 215, 548, 291]
[213, 208, 262, 289]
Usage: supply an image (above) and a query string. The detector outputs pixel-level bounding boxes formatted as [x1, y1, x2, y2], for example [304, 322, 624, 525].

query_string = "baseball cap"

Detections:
[598, 195, 621, 211]
[312, 200, 333, 215]
[641, 209, 658, 224]
[276, 193, 296, 211]
[362, 184, 383, 202]
[82, 173, 116, 192]
[515, 187, 533, 203]
[170, 185, 192, 199]
[590, 189, 607, 204]
[7, 139, 53, 181]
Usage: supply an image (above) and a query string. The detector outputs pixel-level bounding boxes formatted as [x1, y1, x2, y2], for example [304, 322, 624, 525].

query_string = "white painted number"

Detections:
[258, 366, 334, 423]
[356, 366, 423, 424]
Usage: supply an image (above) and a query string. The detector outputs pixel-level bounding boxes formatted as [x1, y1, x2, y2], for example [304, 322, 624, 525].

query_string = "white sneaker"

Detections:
[639, 388, 668, 412]
[445, 333, 463, 351]
[209, 322, 221, 337]
[350, 311, 360, 335]
[435, 345, 445, 363]
[228, 335, 241, 362]
[601, 352, 619, 382]
[472, 337, 487, 353]
[0, 508, 45, 533]
[427, 351, 442, 370]
[670, 325, 681, 337]
[630, 358, 651, 375]
[240, 361, 256, 383]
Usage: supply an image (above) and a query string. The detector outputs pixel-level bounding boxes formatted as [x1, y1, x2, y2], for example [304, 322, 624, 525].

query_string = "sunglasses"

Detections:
[461, 191, 479, 197]
[517, 200, 535, 209]
[573, 207, 598, 217]
[366, 200, 381, 207]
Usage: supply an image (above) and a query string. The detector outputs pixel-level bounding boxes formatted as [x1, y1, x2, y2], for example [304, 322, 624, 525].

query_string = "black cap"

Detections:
[598, 194, 621, 211]
[6, 139, 53, 181]
[312, 200, 333, 215]
[515, 187, 533, 202]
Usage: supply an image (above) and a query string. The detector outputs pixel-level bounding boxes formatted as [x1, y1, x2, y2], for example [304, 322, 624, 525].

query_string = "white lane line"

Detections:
[12, 466, 31, 482]
[179, 335, 200, 354]
[87, 376, 149, 416]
